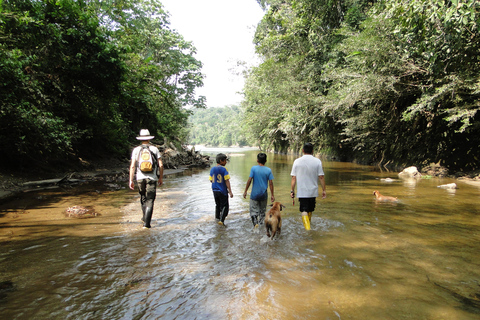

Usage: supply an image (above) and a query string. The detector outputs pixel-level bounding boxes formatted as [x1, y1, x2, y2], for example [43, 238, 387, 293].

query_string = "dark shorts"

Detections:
[299, 198, 316, 213]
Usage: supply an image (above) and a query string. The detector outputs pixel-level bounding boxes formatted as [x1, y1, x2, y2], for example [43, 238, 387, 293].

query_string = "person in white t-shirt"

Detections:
[129, 129, 164, 229]
[290, 143, 326, 230]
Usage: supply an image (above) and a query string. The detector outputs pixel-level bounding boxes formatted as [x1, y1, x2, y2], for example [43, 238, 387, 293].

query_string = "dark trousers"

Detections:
[137, 179, 157, 211]
[213, 191, 229, 222]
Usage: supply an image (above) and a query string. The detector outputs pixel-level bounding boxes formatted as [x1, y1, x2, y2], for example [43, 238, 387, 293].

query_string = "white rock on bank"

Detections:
[437, 183, 458, 189]
[398, 166, 422, 179]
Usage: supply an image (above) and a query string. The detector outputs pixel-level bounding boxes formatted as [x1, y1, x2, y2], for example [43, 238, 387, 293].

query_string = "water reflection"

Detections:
[1, 149, 480, 319]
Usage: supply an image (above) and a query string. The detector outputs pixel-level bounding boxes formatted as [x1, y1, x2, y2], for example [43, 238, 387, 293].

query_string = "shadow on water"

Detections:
[1, 149, 480, 319]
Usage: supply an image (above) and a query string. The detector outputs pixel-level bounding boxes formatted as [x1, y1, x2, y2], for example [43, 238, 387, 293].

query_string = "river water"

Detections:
[1, 149, 480, 319]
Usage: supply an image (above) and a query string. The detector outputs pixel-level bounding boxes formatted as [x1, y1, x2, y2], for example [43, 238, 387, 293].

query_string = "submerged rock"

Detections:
[380, 178, 398, 182]
[0, 280, 15, 300]
[65, 206, 100, 218]
[437, 183, 458, 189]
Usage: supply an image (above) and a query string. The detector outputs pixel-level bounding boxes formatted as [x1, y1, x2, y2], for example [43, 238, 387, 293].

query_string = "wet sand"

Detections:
[0, 169, 188, 243]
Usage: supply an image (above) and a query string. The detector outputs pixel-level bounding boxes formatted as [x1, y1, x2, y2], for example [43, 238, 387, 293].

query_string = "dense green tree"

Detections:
[1, 0, 126, 167]
[112, 2, 205, 144]
[243, 0, 480, 171]
[0, 0, 205, 169]
[320, 0, 480, 169]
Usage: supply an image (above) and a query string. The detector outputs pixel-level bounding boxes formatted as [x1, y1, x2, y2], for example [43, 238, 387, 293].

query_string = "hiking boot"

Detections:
[144, 207, 153, 228]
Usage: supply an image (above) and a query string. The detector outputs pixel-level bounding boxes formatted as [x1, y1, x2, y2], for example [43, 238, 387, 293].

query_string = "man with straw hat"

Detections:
[129, 129, 164, 228]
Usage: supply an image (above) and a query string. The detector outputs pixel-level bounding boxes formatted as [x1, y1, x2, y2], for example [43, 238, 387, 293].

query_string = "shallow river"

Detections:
[1, 149, 480, 319]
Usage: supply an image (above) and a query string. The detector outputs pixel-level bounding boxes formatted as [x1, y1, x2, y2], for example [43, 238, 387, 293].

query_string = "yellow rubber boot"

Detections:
[308, 212, 312, 223]
[302, 213, 311, 230]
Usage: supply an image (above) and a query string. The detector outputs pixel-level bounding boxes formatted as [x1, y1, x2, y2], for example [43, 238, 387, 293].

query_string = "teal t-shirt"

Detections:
[249, 165, 274, 201]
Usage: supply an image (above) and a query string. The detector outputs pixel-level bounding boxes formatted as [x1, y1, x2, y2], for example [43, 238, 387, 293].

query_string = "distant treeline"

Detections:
[188, 106, 254, 147]
[243, 0, 480, 171]
[0, 0, 205, 169]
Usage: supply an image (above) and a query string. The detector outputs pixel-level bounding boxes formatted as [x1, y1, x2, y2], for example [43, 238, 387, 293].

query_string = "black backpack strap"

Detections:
[150, 149, 158, 165]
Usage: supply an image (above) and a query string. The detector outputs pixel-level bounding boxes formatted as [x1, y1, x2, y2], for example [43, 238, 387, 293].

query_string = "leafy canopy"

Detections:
[0, 0, 205, 169]
[242, 0, 480, 170]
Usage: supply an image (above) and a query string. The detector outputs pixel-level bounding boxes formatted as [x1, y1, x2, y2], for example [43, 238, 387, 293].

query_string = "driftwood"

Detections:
[21, 174, 85, 193]
[21, 173, 85, 192]
[22, 177, 84, 187]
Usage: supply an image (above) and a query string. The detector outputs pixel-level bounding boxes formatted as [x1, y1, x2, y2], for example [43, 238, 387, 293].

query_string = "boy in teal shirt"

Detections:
[243, 153, 275, 227]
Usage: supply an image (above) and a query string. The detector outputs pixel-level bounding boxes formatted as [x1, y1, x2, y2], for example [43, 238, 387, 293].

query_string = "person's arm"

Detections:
[243, 177, 252, 199]
[290, 176, 296, 198]
[226, 179, 233, 198]
[129, 158, 136, 190]
[269, 179, 275, 202]
[157, 157, 164, 186]
[319, 175, 326, 199]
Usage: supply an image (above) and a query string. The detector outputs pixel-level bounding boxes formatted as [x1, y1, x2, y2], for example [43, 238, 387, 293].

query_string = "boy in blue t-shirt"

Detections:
[243, 153, 275, 227]
[209, 153, 234, 226]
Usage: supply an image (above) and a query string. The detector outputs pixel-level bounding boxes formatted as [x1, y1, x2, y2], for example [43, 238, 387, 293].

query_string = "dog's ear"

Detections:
[268, 204, 273, 207]
[280, 204, 286, 210]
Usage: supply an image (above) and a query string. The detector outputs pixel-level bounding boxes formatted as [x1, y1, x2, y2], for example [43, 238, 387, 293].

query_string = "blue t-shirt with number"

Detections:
[209, 165, 230, 196]
[249, 165, 274, 201]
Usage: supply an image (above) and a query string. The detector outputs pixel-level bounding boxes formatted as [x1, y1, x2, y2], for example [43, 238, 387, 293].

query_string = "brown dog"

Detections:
[265, 202, 285, 239]
[373, 190, 398, 202]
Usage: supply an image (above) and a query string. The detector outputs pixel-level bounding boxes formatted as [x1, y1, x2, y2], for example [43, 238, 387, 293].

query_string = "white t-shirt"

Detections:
[290, 154, 324, 198]
[131, 145, 161, 181]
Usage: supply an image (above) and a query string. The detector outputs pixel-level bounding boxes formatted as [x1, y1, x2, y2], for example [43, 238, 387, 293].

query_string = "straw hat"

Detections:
[136, 129, 154, 140]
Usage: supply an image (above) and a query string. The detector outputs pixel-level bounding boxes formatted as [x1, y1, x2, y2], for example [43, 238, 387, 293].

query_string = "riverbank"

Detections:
[2, 147, 480, 203]
[0, 145, 211, 203]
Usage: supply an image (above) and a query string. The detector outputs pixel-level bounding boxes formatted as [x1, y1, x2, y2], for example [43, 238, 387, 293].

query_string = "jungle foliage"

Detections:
[245, 0, 480, 171]
[188, 106, 254, 147]
[0, 0, 205, 169]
